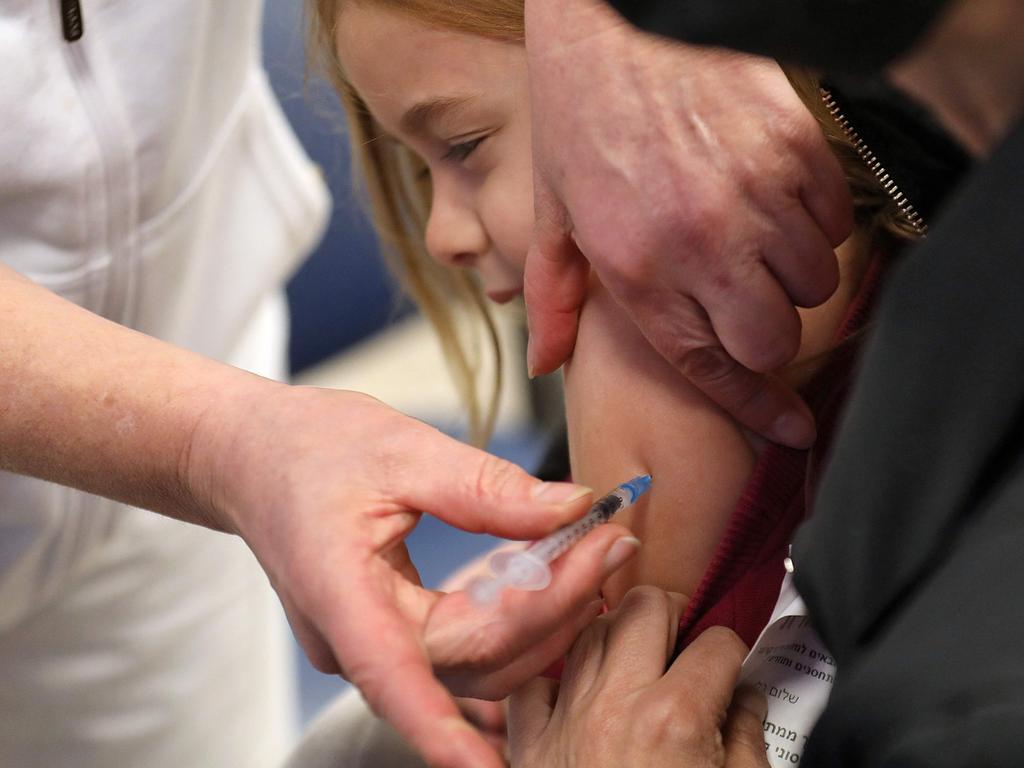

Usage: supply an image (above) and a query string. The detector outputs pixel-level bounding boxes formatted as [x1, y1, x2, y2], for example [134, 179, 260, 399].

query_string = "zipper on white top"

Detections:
[58, 3, 141, 325]
[61, 0, 84, 42]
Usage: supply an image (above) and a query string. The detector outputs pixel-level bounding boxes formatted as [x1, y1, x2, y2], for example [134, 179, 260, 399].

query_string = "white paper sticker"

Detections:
[739, 574, 836, 767]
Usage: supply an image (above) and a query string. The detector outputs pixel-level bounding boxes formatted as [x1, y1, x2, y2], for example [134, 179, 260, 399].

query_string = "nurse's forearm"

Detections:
[0, 263, 263, 530]
[0, 267, 645, 768]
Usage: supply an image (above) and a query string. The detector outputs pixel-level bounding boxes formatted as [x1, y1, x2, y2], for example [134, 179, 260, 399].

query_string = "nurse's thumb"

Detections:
[723, 686, 772, 767]
[396, 433, 592, 540]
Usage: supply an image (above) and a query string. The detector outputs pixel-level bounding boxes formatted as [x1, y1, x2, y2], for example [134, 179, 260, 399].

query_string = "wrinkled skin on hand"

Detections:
[188, 385, 638, 768]
[524, 0, 853, 449]
[509, 586, 770, 768]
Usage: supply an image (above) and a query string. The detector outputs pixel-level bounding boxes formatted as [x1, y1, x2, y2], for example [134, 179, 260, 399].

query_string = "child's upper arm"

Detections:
[562, 279, 757, 607]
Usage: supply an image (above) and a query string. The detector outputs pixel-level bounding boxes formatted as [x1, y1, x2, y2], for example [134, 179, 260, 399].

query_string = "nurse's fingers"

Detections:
[425, 526, 638, 699]
[327, 583, 505, 768]
[723, 686, 772, 767]
[593, 587, 687, 690]
[661, 626, 749, 716]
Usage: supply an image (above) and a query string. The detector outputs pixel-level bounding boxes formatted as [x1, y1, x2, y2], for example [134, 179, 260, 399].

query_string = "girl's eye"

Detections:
[442, 136, 486, 163]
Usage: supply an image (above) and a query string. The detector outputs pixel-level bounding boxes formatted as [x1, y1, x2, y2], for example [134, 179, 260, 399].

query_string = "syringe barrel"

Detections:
[470, 475, 651, 608]
[527, 487, 631, 563]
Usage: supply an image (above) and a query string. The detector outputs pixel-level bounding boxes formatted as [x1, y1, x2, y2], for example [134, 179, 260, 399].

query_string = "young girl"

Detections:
[295, 0, 924, 765]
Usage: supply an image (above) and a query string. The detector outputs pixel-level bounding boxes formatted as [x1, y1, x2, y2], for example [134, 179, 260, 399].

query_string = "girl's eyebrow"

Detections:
[400, 95, 475, 137]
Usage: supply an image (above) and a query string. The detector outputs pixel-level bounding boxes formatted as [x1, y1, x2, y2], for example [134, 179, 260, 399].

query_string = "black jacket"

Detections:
[607, 0, 949, 70]
[795, 116, 1024, 767]
[601, 2, 1024, 765]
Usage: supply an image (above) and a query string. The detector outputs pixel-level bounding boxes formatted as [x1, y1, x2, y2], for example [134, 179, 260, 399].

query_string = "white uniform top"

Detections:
[0, 1, 329, 765]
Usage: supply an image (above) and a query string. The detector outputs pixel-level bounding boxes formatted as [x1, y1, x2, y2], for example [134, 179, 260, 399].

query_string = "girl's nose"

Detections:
[425, 182, 489, 269]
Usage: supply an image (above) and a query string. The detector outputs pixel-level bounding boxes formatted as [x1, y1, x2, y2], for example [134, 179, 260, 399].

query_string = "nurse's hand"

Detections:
[524, 0, 851, 450]
[192, 386, 637, 768]
[509, 587, 770, 768]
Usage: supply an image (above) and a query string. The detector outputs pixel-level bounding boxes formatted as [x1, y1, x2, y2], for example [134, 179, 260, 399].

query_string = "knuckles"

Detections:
[634, 695, 706, 749]
[579, 690, 721, 762]
[696, 625, 750, 665]
[471, 455, 527, 514]
[672, 345, 740, 389]
[614, 585, 678, 626]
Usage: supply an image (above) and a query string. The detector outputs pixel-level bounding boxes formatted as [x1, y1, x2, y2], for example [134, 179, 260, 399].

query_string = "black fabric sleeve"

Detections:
[821, 76, 971, 223]
[606, 0, 952, 71]
[793, 116, 1024, 765]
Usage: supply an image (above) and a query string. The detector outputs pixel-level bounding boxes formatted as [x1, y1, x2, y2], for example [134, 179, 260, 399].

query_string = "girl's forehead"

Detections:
[340, 8, 519, 84]
[336, 5, 525, 131]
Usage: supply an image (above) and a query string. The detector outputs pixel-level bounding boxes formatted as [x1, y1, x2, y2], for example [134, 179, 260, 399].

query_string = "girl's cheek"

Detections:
[483, 178, 534, 270]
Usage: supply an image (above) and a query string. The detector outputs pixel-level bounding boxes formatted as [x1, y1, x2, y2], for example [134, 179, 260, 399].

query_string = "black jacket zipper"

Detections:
[820, 86, 930, 237]
[61, 0, 84, 42]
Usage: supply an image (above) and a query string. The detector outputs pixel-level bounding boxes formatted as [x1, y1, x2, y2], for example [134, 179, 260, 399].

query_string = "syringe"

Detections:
[468, 474, 652, 607]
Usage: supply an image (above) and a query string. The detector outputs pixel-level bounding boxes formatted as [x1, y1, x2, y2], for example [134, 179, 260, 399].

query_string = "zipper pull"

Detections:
[61, 0, 84, 42]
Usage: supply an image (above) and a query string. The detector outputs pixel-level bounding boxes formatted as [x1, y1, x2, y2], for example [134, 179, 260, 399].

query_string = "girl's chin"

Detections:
[485, 287, 523, 304]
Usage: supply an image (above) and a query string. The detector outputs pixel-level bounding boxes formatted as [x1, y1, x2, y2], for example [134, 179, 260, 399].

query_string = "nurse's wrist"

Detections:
[175, 370, 288, 536]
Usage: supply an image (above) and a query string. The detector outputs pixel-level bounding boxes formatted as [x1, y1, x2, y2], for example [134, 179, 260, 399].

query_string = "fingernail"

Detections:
[770, 411, 815, 449]
[531, 482, 592, 505]
[736, 686, 769, 720]
[526, 339, 538, 379]
[752, 691, 769, 720]
[585, 598, 605, 615]
[603, 536, 641, 572]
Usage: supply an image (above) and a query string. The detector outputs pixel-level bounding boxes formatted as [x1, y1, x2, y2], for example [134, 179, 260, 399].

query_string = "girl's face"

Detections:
[336, 5, 534, 303]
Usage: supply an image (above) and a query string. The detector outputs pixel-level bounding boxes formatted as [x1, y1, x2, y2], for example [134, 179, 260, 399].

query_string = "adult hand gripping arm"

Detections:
[523, 0, 853, 449]
[509, 586, 770, 768]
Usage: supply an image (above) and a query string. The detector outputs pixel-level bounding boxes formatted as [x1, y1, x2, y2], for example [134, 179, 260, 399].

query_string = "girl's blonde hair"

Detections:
[306, 0, 918, 444]
[306, 0, 524, 447]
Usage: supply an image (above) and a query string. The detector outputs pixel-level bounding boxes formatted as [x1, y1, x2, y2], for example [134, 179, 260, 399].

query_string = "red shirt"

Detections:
[677, 251, 890, 650]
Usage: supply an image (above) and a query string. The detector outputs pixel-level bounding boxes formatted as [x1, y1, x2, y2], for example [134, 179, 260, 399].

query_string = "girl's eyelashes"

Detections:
[412, 133, 490, 180]
[442, 135, 486, 163]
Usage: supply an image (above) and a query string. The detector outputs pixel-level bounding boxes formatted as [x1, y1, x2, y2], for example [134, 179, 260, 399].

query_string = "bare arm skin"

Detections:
[518, 235, 868, 768]
[564, 279, 756, 606]
[0, 263, 640, 768]
[562, 233, 870, 607]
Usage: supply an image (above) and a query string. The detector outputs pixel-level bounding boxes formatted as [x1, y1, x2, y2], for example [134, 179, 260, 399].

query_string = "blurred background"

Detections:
[262, 0, 564, 724]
